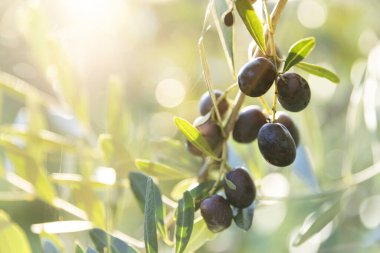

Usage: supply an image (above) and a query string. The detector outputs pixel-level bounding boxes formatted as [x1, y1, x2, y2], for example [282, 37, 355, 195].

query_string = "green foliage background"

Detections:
[0, 0, 379, 252]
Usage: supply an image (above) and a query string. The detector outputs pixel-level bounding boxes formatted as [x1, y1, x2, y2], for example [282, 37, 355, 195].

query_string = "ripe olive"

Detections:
[232, 105, 267, 143]
[186, 119, 223, 156]
[222, 11, 234, 27]
[238, 57, 277, 97]
[275, 112, 300, 147]
[199, 90, 229, 117]
[200, 195, 233, 233]
[277, 73, 311, 112]
[223, 168, 256, 208]
[257, 123, 296, 167]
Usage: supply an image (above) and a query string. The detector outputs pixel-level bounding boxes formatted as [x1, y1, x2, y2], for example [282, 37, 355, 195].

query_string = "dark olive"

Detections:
[200, 195, 233, 233]
[277, 73, 311, 112]
[199, 90, 229, 117]
[222, 11, 234, 27]
[275, 112, 300, 147]
[257, 123, 296, 167]
[186, 119, 223, 156]
[232, 105, 267, 143]
[238, 57, 277, 97]
[223, 168, 256, 208]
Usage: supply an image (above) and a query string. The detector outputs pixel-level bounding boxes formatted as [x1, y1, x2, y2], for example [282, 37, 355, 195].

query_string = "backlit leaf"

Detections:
[175, 191, 195, 253]
[283, 37, 315, 72]
[89, 228, 136, 253]
[135, 159, 191, 180]
[75, 243, 85, 253]
[296, 62, 340, 83]
[174, 117, 217, 159]
[235, 0, 266, 53]
[184, 217, 215, 253]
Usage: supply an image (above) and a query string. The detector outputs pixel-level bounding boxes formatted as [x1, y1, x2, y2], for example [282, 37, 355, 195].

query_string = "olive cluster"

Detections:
[200, 168, 256, 233]
[236, 57, 308, 167]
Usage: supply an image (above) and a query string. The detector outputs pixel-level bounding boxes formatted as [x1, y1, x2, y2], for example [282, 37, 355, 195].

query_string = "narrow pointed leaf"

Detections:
[86, 248, 99, 253]
[213, 0, 235, 75]
[235, 0, 266, 53]
[296, 62, 340, 83]
[283, 37, 316, 72]
[184, 218, 215, 253]
[189, 180, 215, 210]
[75, 244, 85, 253]
[293, 200, 341, 246]
[129, 172, 166, 239]
[175, 191, 195, 253]
[135, 159, 192, 180]
[89, 228, 137, 253]
[174, 117, 217, 159]
[233, 206, 254, 231]
[144, 178, 158, 253]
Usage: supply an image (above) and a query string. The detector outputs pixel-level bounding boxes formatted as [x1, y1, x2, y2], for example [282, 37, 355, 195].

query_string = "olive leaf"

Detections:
[283, 37, 315, 72]
[235, 0, 266, 53]
[233, 205, 254, 231]
[144, 178, 158, 253]
[174, 117, 218, 159]
[135, 159, 192, 180]
[175, 191, 195, 253]
[296, 62, 340, 83]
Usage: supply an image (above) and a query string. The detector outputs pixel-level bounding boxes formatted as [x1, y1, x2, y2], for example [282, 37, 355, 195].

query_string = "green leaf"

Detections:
[235, 0, 266, 53]
[0, 210, 32, 253]
[144, 178, 158, 253]
[213, 0, 235, 75]
[43, 240, 60, 253]
[89, 228, 134, 253]
[233, 206, 254, 231]
[75, 243, 85, 253]
[135, 159, 192, 180]
[175, 191, 195, 253]
[184, 217, 215, 253]
[283, 37, 316, 72]
[293, 200, 341, 246]
[174, 117, 217, 159]
[296, 62, 340, 83]
[189, 180, 215, 210]
[129, 172, 166, 239]
[86, 247, 99, 253]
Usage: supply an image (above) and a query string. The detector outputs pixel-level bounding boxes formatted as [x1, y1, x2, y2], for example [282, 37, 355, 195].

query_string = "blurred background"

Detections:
[0, 0, 379, 252]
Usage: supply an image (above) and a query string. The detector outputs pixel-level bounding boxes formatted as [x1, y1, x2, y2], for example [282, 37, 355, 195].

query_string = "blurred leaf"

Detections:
[135, 159, 192, 180]
[42, 240, 60, 253]
[283, 37, 315, 72]
[184, 217, 215, 253]
[213, 0, 235, 75]
[107, 76, 127, 139]
[97, 134, 115, 164]
[0, 210, 32, 253]
[129, 172, 166, 239]
[189, 180, 215, 210]
[235, 0, 266, 53]
[174, 117, 217, 159]
[296, 62, 340, 83]
[86, 247, 99, 253]
[175, 191, 195, 253]
[293, 145, 320, 192]
[89, 228, 135, 253]
[75, 244, 85, 253]
[293, 200, 341, 246]
[233, 205, 254, 231]
[171, 178, 197, 201]
[144, 178, 158, 253]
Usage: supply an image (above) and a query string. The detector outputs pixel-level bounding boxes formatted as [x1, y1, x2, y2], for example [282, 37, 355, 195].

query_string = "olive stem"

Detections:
[259, 96, 271, 115]
[209, 143, 228, 195]
[225, 0, 288, 133]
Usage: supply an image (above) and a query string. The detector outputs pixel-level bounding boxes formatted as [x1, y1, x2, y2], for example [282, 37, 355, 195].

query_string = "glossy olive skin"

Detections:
[223, 168, 256, 208]
[199, 90, 229, 117]
[277, 73, 311, 112]
[233, 105, 267, 143]
[200, 195, 233, 233]
[257, 123, 296, 167]
[186, 119, 223, 156]
[275, 112, 300, 147]
[238, 57, 277, 97]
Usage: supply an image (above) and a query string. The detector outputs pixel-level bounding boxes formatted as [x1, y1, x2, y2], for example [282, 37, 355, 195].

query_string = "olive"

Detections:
[257, 123, 296, 167]
[199, 90, 229, 117]
[232, 105, 267, 143]
[200, 195, 233, 233]
[238, 57, 277, 97]
[277, 73, 311, 112]
[222, 11, 234, 27]
[223, 168, 256, 208]
[275, 112, 300, 147]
